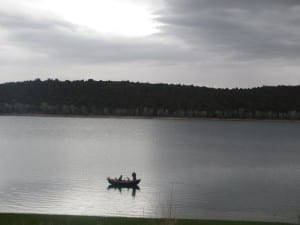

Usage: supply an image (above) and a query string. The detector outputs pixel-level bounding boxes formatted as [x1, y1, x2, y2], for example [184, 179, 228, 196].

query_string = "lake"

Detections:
[0, 116, 299, 223]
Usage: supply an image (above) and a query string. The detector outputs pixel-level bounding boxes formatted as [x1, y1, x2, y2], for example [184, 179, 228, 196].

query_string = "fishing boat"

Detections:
[107, 177, 141, 187]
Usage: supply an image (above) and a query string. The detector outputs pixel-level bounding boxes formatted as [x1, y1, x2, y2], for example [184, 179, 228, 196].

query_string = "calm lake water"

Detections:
[0, 116, 299, 223]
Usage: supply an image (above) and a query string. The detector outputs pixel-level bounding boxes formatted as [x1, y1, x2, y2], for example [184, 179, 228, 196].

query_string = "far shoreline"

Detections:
[0, 113, 299, 123]
[0, 213, 295, 225]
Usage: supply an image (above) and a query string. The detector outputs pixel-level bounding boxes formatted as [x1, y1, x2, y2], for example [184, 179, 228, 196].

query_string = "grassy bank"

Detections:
[0, 213, 294, 225]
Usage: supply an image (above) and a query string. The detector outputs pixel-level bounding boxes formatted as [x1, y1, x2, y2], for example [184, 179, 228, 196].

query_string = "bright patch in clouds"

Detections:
[28, 0, 160, 36]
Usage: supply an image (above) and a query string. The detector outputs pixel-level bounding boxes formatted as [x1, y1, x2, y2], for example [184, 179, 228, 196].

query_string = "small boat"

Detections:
[107, 177, 141, 187]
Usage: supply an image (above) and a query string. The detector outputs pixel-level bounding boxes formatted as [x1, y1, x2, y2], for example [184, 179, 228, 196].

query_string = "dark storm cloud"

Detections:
[0, 9, 191, 65]
[158, 0, 300, 60]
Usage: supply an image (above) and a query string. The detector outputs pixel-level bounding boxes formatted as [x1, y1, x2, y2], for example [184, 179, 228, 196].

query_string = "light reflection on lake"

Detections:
[0, 116, 299, 223]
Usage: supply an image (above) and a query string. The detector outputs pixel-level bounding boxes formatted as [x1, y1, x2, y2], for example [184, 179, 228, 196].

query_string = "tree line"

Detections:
[0, 79, 299, 120]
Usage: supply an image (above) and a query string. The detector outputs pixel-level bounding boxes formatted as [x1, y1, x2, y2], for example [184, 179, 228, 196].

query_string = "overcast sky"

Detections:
[0, 0, 300, 87]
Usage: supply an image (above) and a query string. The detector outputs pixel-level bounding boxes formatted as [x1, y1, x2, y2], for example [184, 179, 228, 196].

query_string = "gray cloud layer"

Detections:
[0, 0, 300, 86]
[158, 0, 300, 61]
[0, 9, 191, 65]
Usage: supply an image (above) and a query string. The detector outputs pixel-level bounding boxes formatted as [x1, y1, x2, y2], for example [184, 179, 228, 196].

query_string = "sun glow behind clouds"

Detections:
[28, 0, 160, 37]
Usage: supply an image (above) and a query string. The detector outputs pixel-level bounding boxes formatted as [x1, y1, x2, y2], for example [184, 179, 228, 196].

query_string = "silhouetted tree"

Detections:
[0, 80, 299, 119]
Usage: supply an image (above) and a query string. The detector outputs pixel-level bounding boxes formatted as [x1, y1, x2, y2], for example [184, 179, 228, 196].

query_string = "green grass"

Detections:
[0, 213, 294, 225]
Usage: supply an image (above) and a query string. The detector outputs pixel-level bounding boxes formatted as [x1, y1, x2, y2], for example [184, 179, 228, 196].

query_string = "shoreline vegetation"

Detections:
[0, 213, 294, 225]
[1, 113, 300, 123]
[0, 79, 299, 120]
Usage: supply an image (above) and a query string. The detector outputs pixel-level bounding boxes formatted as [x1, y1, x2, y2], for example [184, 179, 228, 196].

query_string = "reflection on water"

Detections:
[0, 116, 299, 223]
[107, 185, 140, 197]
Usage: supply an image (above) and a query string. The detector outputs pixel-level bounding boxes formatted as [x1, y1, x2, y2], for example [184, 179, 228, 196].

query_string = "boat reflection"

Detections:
[107, 185, 140, 197]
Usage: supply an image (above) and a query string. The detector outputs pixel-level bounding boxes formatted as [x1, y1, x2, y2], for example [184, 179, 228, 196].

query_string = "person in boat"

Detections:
[118, 175, 123, 181]
[132, 172, 136, 181]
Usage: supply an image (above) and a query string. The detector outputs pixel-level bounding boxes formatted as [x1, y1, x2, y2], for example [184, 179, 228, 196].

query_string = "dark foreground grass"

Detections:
[0, 213, 294, 225]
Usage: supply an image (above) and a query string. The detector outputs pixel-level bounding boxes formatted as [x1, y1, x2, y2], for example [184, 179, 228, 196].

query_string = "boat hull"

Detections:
[107, 178, 141, 187]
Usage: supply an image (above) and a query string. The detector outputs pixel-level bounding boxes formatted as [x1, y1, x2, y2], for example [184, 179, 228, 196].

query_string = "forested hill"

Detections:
[0, 79, 299, 120]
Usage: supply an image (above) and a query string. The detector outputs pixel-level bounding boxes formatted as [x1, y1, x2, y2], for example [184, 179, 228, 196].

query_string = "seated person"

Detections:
[132, 172, 136, 181]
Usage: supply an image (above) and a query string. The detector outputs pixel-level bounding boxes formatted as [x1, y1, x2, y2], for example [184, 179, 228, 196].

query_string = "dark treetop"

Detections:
[0, 79, 299, 120]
